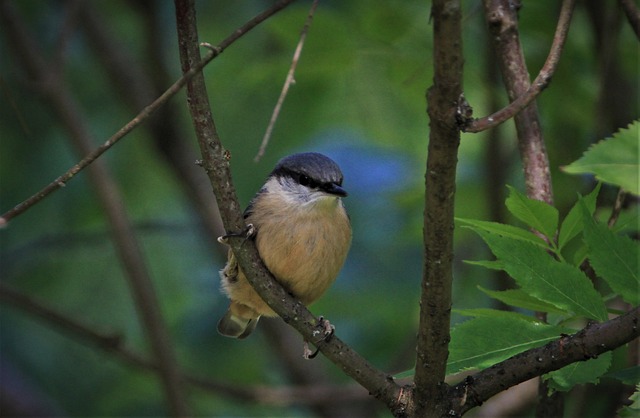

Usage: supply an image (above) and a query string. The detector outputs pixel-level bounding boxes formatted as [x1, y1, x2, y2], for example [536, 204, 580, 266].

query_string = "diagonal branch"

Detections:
[450, 307, 640, 415]
[254, 0, 319, 162]
[461, 0, 576, 134]
[0, 0, 297, 225]
[0, 282, 371, 407]
[619, 0, 640, 39]
[173, 0, 405, 413]
[77, 2, 226, 250]
[1, 2, 188, 414]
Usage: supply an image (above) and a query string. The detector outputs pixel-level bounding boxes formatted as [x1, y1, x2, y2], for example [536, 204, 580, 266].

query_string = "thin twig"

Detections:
[0, 282, 371, 407]
[0, 0, 297, 225]
[479, 1, 566, 415]
[2, 3, 189, 414]
[607, 189, 628, 228]
[0, 282, 151, 369]
[254, 0, 320, 162]
[78, 2, 227, 248]
[462, 0, 577, 133]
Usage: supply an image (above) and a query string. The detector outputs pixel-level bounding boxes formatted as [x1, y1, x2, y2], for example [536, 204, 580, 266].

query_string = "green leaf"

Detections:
[581, 201, 640, 305]
[505, 186, 559, 241]
[604, 366, 640, 386]
[562, 121, 640, 195]
[558, 183, 601, 251]
[477, 286, 569, 314]
[457, 218, 548, 248]
[473, 229, 608, 321]
[463, 259, 505, 270]
[447, 311, 568, 375]
[454, 307, 543, 322]
[618, 386, 640, 418]
[545, 352, 612, 392]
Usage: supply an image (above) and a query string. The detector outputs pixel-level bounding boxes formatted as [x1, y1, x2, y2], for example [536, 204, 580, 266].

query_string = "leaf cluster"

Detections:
[454, 181, 638, 393]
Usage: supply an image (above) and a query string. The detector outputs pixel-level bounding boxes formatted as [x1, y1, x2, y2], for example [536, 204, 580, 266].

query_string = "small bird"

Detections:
[217, 152, 352, 339]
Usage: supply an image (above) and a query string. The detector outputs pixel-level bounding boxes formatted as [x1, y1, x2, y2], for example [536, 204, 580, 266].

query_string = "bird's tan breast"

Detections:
[248, 194, 351, 305]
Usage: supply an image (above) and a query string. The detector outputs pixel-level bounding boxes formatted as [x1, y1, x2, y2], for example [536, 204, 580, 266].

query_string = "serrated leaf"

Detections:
[505, 186, 559, 241]
[581, 201, 640, 305]
[463, 259, 505, 270]
[447, 311, 568, 374]
[454, 307, 544, 322]
[562, 121, 640, 195]
[558, 183, 601, 251]
[545, 352, 612, 392]
[473, 229, 608, 321]
[618, 385, 640, 418]
[478, 286, 569, 314]
[457, 218, 548, 248]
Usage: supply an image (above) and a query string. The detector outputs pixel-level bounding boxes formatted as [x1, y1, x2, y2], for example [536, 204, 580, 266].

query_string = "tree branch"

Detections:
[478, 1, 572, 414]
[77, 2, 226, 249]
[1, 3, 189, 414]
[415, 1, 464, 416]
[0, 282, 372, 407]
[255, 0, 320, 162]
[450, 307, 640, 415]
[462, 0, 576, 134]
[0, 0, 292, 225]
[619, 0, 640, 39]
[173, 0, 405, 413]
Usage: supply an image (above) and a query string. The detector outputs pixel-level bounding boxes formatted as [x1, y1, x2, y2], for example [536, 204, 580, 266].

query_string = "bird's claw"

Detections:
[303, 341, 317, 360]
[217, 223, 256, 244]
[302, 316, 335, 360]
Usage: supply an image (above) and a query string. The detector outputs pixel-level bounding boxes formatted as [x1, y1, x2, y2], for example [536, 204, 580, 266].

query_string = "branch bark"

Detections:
[450, 307, 640, 415]
[463, 0, 576, 134]
[414, 1, 463, 416]
[173, 0, 406, 413]
[480, 1, 571, 415]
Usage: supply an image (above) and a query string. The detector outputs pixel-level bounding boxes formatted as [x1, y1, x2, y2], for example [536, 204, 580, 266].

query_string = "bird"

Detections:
[217, 152, 352, 339]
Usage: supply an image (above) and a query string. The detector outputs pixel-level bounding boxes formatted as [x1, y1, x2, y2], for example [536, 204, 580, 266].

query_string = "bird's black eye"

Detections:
[298, 174, 310, 186]
[297, 174, 320, 189]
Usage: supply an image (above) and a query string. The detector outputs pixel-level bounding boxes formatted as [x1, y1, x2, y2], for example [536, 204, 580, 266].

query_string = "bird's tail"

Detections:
[217, 303, 260, 339]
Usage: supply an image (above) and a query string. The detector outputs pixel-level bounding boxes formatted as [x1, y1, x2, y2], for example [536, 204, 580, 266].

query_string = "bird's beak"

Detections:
[324, 183, 348, 197]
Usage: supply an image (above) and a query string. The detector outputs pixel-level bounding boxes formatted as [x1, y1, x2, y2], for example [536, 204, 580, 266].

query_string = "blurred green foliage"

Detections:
[0, 0, 637, 416]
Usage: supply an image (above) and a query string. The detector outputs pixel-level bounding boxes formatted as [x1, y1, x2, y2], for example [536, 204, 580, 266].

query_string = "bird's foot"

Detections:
[302, 316, 335, 360]
[217, 223, 256, 244]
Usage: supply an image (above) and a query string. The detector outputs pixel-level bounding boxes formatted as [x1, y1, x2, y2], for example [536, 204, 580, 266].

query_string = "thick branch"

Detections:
[481, 0, 564, 205]
[480, 1, 571, 414]
[415, 1, 463, 416]
[450, 307, 640, 415]
[173, 0, 405, 413]
[463, 0, 576, 134]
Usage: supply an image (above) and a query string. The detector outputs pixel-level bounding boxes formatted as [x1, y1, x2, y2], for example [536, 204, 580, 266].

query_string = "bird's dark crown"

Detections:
[272, 152, 343, 185]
